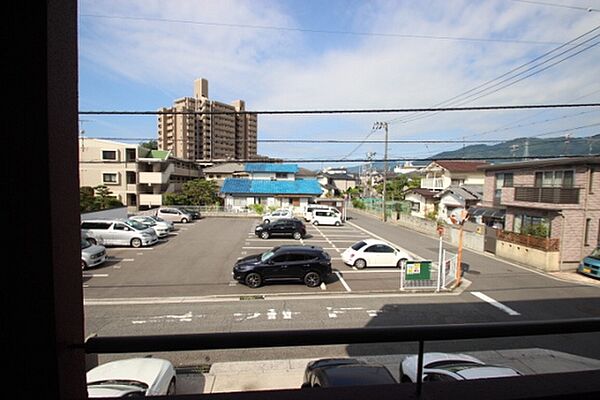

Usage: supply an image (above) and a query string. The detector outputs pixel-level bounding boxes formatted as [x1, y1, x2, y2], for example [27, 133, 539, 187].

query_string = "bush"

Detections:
[248, 204, 265, 215]
[352, 198, 365, 209]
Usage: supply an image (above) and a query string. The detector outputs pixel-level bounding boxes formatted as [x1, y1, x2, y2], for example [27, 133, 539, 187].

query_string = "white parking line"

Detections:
[82, 274, 109, 278]
[335, 271, 352, 292]
[471, 291, 521, 316]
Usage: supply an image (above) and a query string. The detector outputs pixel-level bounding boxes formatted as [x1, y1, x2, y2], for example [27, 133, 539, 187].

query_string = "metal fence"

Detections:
[399, 251, 458, 291]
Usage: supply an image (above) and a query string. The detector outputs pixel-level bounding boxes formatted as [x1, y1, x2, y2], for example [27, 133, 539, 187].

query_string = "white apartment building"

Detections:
[79, 138, 201, 212]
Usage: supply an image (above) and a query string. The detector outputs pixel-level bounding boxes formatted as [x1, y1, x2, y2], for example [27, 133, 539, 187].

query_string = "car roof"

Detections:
[317, 364, 396, 387]
[276, 245, 324, 253]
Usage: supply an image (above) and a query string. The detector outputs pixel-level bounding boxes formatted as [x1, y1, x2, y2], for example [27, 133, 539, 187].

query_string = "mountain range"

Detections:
[344, 134, 600, 173]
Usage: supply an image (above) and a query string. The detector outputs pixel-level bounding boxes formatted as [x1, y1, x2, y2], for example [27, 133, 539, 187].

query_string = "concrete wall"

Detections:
[496, 240, 560, 272]
[81, 207, 128, 221]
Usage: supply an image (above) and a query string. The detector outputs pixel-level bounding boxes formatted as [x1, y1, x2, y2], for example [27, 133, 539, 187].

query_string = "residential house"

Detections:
[317, 167, 359, 197]
[407, 160, 487, 218]
[203, 162, 248, 188]
[220, 163, 323, 212]
[481, 157, 600, 271]
[79, 138, 202, 212]
[436, 185, 483, 223]
[393, 160, 428, 175]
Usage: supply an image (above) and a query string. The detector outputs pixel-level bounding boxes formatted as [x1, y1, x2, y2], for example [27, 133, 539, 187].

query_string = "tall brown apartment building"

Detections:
[157, 78, 258, 161]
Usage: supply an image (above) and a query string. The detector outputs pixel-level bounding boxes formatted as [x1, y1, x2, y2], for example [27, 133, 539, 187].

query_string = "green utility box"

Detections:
[405, 260, 432, 280]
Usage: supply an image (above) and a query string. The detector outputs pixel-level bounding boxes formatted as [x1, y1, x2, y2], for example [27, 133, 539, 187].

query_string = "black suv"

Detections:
[233, 245, 332, 288]
[255, 218, 306, 240]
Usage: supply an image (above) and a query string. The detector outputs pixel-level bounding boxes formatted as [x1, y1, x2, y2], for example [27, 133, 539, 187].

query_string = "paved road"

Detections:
[84, 212, 600, 365]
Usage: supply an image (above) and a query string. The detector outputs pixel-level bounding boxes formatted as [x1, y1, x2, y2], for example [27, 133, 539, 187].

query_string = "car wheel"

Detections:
[293, 231, 302, 240]
[181, 218, 189, 224]
[131, 238, 142, 248]
[81, 260, 88, 270]
[261, 231, 270, 239]
[400, 375, 412, 383]
[354, 258, 367, 269]
[304, 271, 321, 287]
[397, 258, 408, 269]
[335, 221, 341, 226]
[263, 219, 270, 224]
[167, 378, 176, 395]
[245, 272, 262, 288]
[312, 220, 319, 225]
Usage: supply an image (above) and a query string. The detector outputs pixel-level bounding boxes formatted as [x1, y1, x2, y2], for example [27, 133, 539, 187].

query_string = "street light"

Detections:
[373, 122, 389, 222]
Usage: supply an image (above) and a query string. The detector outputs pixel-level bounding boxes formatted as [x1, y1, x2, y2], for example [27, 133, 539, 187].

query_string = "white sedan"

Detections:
[341, 239, 411, 269]
[87, 357, 176, 397]
[262, 209, 293, 224]
[400, 352, 522, 383]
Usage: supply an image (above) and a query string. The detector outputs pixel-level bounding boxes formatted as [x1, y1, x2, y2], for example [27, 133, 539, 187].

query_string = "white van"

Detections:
[311, 210, 343, 226]
[81, 219, 159, 248]
[304, 205, 341, 222]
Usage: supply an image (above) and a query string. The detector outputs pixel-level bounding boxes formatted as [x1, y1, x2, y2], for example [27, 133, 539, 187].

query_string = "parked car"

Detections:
[262, 208, 293, 224]
[301, 358, 397, 388]
[341, 239, 411, 269]
[399, 352, 522, 383]
[176, 207, 201, 220]
[311, 210, 342, 226]
[86, 357, 176, 397]
[81, 219, 159, 248]
[577, 246, 600, 279]
[233, 245, 332, 288]
[81, 237, 107, 270]
[147, 215, 175, 231]
[255, 218, 306, 240]
[156, 207, 193, 223]
[304, 205, 341, 222]
[129, 215, 171, 238]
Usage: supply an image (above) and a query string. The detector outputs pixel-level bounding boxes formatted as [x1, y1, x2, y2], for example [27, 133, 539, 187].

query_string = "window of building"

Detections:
[534, 170, 574, 188]
[102, 173, 118, 184]
[514, 214, 550, 237]
[102, 150, 118, 160]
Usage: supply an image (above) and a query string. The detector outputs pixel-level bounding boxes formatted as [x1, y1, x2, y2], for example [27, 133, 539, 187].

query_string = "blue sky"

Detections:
[78, 0, 600, 168]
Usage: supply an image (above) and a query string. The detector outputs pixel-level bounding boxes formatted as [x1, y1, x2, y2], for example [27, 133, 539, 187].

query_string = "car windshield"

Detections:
[126, 220, 149, 230]
[426, 361, 483, 372]
[588, 247, 600, 260]
[152, 216, 166, 222]
[81, 238, 91, 249]
[351, 241, 367, 251]
[261, 250, 276, 262]
[87, 379, 149, 390]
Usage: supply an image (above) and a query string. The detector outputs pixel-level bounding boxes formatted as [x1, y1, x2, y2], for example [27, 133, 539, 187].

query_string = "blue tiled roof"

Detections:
[245, 163, 299, 173]
[221, 178, 323, 195]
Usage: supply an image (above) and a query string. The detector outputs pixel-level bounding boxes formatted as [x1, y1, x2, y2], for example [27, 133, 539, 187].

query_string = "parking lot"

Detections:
[82, 216, 422, 300]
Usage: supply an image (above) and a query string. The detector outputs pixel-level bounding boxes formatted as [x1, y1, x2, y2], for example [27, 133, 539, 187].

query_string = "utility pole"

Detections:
[373, 122, 389, 222]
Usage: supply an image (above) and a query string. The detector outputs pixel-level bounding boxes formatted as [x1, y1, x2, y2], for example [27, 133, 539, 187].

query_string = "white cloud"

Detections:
[79, 0, 600, 161]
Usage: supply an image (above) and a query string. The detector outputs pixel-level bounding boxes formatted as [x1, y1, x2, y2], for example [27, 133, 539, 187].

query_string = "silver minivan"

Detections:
[81, 219, 159, 248]
[156, 207, 193, 223]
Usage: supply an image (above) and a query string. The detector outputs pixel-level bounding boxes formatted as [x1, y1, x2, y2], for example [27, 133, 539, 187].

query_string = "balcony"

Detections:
[514, 187, 580, 204]
[421, 177, 445, 190]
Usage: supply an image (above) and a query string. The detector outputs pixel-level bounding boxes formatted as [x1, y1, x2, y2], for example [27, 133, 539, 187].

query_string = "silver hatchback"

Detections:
[81, 238, 107, 270]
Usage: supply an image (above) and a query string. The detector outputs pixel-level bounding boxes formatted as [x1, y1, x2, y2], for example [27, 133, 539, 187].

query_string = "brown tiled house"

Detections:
[481, 157, 600, 270]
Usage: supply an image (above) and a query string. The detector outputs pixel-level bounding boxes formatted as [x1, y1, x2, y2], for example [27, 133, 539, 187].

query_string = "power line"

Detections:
[78, 153, 600, 164]
[386, 24, 600, 126]
[80, 13, 565, 45]
[510, 0, 600, 12]
[80, 102, 600, 116]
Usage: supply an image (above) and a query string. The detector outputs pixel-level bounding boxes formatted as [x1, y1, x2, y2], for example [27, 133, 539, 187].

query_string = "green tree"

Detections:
[93, 185, 123, 209]
[80, 186, 96, 212]
[163, 179, 220, 206]
[139, 139, 158, 150]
